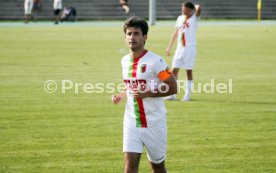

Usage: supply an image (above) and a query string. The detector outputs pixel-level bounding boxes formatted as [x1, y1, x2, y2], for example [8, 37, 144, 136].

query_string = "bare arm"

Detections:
[166, 29, 178, 57]
[133, 75, 177, 98]
[195, 4, 201, 17]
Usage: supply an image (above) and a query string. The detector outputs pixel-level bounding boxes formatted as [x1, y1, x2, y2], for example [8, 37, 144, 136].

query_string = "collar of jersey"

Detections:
[132, 50, 148, 60]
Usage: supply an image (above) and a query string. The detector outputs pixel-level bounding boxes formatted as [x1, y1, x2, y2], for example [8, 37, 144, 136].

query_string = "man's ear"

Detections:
[143, 35, 148, 41]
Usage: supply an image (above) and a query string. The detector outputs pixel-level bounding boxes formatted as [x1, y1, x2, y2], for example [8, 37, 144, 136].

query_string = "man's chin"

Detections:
[129, 46, 139, 52]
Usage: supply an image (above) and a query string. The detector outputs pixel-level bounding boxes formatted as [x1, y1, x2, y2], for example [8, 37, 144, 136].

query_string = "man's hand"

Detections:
[195, 4, 201, 17]
[133, 88, 148, 99]
[112, 93, 125, 105]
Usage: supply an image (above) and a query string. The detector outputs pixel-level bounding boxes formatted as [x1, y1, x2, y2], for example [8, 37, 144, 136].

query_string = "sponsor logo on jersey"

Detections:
[124, 79, 147, 91]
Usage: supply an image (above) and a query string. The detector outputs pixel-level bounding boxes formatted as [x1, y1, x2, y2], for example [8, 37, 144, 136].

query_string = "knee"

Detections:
[151, 162, 166, 173]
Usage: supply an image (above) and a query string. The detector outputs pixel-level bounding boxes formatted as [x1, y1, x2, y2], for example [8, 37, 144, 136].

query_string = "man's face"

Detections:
[125, 27, 147, 52]
[182, 5, 193, 16]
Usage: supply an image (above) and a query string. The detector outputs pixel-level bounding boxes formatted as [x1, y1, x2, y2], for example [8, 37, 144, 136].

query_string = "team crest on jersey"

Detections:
[140, 64, 147, 73]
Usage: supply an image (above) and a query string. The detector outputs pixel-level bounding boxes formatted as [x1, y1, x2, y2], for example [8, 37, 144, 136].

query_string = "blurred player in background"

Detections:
[165, 2, 201, 101]
[33, 0, 42, 12]
[53, 0, 62, 24]
[61, 6, 77, 22]
[112, 17, 177, 173]
[119, 0, 130, 13]
[24, 0, 34, 23]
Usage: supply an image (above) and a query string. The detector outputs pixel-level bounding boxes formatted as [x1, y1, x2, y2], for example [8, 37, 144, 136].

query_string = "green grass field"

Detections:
[0, 22, 275, 173]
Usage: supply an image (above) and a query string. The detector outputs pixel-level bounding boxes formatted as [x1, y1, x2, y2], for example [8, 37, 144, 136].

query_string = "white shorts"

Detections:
[172, 46, 196, 69]
[24, 0, 33, 14]
[123, 123, 167, 164]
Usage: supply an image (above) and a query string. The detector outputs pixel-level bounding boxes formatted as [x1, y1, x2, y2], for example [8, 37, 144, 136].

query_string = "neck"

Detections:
[186, 14, 192, 18]
[188, 11, 195, 18]
[130, 48, 146, 59]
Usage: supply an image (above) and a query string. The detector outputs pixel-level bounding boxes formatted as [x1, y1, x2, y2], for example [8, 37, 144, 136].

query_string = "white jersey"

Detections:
[53, 0, 62, 10]
[175, 14, 199, 47]
[121, 50, 171, 128]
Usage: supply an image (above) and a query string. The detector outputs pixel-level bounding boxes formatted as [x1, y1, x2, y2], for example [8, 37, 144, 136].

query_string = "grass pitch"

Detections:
[0, 22, 275, 172]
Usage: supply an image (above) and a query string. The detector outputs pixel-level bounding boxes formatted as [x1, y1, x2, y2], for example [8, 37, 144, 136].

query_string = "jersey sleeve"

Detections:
[154, 57, 172, 81]
[175, 16, 183, 28]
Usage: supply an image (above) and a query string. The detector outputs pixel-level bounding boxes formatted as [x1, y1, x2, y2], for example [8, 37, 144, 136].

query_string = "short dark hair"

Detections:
[123, 17, 148, 36]
[183, 2, 195, 10]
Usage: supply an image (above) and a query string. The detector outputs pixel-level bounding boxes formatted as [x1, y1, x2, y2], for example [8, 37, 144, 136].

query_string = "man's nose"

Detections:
[129, 34, 135, 39]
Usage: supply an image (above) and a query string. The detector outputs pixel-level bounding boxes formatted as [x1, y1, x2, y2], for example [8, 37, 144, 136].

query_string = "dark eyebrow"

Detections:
[127, 31, 140, 34]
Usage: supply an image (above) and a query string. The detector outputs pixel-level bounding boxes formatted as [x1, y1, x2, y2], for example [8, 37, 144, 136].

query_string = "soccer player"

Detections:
[53, 0, 62, 24]
[112, 17, 177, 173]
[165, 2, 201, 101]
[24, 0, 34, 23]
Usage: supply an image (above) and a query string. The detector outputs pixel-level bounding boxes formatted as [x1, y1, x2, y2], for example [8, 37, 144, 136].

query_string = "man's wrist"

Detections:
[141, 89, 154, 98]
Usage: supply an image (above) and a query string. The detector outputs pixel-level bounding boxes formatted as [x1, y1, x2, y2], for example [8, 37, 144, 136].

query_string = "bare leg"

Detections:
[25, 14, 29, 23]
[149, 161, 167, 173]
[30, 14, 36, 22]
[124, 152, 141, 173]
[172, 68, 180, 79]
[186, 69, 193, 80]
[54, 10, 61, 24]
[55, 15, 59, 24]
